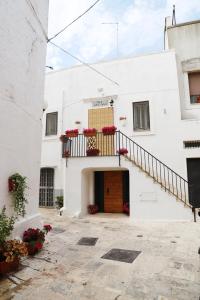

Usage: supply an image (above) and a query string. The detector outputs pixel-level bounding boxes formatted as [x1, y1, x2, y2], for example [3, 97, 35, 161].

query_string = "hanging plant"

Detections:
[8, 173, 28, 217]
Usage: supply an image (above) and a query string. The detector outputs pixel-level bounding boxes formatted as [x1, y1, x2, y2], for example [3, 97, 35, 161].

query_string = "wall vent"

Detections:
[184, 140, 200, 148]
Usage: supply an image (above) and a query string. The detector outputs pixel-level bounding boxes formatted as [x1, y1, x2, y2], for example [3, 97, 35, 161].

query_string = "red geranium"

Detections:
[65, 129, 79, 134]
[102, 125, 117, 135]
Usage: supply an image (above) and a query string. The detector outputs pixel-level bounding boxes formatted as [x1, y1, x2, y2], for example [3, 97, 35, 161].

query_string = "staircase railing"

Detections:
[62, 130, 191, 208]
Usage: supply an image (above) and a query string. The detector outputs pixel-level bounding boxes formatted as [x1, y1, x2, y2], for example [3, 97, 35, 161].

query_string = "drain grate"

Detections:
[101, 248, 141, 264]
[77, 237, 98, 246]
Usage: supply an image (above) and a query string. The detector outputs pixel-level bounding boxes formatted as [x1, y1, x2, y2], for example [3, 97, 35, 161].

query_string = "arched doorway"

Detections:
[39, 168, 54, 207]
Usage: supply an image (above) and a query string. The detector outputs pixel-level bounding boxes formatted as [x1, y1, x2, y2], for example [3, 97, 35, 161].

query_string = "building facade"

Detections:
[41, 18, 200, 220]
[0, 0, 49, 235]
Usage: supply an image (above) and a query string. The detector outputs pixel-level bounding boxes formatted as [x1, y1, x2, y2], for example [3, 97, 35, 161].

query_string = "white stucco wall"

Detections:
[0, 1, 49, 235]
[42, 26, 200, 220]
[166, 20, 200, 120]
[63, 157, 192, 220]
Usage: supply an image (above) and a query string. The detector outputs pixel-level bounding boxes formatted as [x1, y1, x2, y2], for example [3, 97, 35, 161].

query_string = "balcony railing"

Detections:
[62, 130, 191, 208]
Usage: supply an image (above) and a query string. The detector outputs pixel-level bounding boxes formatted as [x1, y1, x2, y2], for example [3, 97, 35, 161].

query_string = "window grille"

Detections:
[133, 101, 150, 131]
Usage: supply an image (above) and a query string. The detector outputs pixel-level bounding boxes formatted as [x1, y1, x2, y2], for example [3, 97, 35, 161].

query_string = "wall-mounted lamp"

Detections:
[110, 99, 114, 107]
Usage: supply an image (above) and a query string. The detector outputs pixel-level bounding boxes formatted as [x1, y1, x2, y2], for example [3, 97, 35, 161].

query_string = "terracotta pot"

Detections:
[86, 149, 100, 156]
[66, 133, 78, 138]
[103, 131, 115, 136]
[84, 132, 97, 137]
[0, 258, 19, 275]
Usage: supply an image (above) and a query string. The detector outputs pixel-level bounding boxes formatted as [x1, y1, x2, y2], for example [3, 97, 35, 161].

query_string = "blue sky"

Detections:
[46, 0, 200, 70]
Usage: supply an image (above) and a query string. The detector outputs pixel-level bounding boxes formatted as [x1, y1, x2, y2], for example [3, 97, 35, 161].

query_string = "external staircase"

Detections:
[62, 130, 193, 212]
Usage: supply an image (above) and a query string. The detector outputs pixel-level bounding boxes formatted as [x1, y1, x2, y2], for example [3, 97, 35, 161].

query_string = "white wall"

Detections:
[63, 157, 192, 220]
[166, 21, 200, 120]
[43, 43, 200, 220]
[0, 0, 49, 235]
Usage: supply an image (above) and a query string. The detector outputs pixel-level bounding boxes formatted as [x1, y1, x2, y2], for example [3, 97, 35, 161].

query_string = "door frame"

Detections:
[94, 170, 129, 213]
[39, 167, 55, 207]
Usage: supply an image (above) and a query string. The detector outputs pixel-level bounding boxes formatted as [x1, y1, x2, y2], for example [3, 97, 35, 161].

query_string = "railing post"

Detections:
[118, 131, 121, 166]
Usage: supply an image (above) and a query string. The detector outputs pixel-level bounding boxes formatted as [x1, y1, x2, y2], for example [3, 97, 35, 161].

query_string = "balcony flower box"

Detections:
[65, 129, 79, 138]
[83, 128, 97, 137]
[102, 125, 117, 135]
[117, 148, 128, 155]
[86, 148, 100, 156]
[88, 204, 98, 214]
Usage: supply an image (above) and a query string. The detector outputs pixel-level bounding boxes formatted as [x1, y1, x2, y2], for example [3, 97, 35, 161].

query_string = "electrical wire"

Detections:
[26, 0, 48, 41]
[49, 41, 120, 86]
[48, 0, 101, 42]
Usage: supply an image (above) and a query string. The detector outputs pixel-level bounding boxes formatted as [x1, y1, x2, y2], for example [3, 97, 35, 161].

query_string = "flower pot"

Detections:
[88, 205, 98, 214]
[84, 132, 97, 137]
[0, 258, 19, 275]
[86, 149, 100, 156]
[26, 241, 43, 255]
[103, 131, 115, 136]
[66, 133, 78, 138]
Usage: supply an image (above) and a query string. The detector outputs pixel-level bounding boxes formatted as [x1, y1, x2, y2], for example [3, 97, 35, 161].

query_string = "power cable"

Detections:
[48, 0, 101, 42]
[49, 41, 120, 86]
[26, 0, 48, 40]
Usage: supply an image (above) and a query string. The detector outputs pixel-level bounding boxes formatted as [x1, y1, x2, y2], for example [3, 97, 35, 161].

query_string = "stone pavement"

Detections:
[0, 209, 200, 300]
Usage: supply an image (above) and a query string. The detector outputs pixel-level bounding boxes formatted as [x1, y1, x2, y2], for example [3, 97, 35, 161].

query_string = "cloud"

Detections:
[46, 0, 200, 69]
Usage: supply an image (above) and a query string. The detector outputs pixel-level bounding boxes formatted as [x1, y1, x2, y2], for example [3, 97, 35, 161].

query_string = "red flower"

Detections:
[102, 125, 117, 134]
[83, 128, 97, 134]
[117, 148, 128, 155]
[43, 224, 52, 233]
[65, 129, 79, 134]
[35, 242, 43, 250]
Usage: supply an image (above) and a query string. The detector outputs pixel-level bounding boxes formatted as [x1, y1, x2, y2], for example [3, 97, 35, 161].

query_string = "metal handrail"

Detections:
[62, 130, 191, 208]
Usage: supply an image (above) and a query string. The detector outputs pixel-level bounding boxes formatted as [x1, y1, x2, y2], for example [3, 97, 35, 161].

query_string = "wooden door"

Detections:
[187, 158, 200, 208]
[88, 107, 114, 155]
[104, 171, 123, 213]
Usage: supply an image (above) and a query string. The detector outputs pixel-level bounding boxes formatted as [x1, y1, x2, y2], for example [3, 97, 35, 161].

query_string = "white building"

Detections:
[0, 1, 49, 235]
[41, 18, 200, 221]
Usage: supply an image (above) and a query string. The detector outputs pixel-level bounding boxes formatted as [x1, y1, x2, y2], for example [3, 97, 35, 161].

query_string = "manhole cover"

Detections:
[101, 248, 141, 263]
[77, 237, 98, 246]
[51, 227, 65, 234]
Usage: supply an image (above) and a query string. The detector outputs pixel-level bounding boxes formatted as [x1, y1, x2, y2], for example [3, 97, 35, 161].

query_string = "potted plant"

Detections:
[63, 150, 70, 158]
[23, 225, 52, 255]
[102, 125, 117, 135]
[65, 129, 79, 138]
[88, 204, 98, 214]
[123, 202, 129, 215]
[0, 207, 27, 275]
[55, 196, 63, 209]
[86, 148, 100, 156]
[8, 173, 28, 217]
[59, 134, 68, 142]
[83, 128, 97, 137]
[117, 148, 128, 155]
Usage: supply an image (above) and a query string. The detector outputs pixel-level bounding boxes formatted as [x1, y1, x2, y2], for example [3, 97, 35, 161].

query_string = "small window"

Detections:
[184, 140, 200, 148]
[188, 72, 200, 104]
[133, 101, 150, 131]
[45, 112, 58, 136]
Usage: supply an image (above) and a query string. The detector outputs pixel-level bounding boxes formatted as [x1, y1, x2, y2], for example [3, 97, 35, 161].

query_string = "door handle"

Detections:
[107, 188, 109, 194]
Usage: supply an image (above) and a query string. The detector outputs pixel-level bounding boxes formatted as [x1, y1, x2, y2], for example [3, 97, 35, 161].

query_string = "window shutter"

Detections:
[189, 72, 200, 95]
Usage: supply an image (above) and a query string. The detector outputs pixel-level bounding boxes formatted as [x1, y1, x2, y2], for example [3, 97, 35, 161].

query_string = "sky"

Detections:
[46, 0, 200, 70]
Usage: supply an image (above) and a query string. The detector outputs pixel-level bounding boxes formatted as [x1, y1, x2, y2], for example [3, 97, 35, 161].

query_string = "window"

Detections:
[45, 112, 58, 136]
[133, 101, 150, 131]
[188, 72, 200, 104]
[184, 140, 200, 148]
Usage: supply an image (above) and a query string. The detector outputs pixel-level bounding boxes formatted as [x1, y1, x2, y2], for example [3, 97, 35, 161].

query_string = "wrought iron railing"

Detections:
[62, 131, 191, 208]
